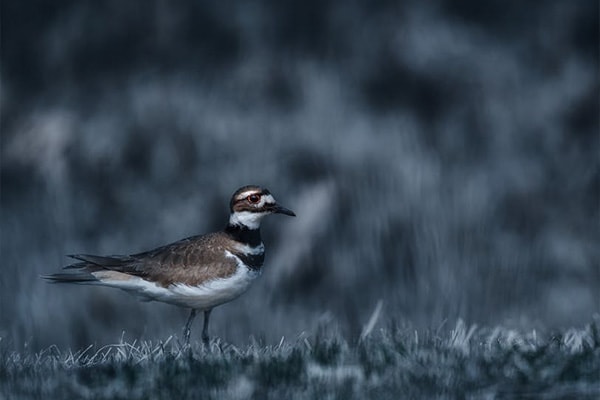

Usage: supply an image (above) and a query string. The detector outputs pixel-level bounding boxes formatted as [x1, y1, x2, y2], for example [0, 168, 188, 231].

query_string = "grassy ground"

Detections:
[2, 319, 599, 400]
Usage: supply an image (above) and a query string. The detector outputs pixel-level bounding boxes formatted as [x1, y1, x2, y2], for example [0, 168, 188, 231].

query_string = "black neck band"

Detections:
[224, 224, 262, 247]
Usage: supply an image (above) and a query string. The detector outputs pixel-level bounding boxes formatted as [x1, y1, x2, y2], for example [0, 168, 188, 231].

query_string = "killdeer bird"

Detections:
[42, 185, 295, 345]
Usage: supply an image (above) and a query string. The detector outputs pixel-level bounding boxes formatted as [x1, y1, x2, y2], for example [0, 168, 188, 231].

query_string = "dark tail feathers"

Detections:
[41, 272, 99, 284]
[42, 253, 135, 283]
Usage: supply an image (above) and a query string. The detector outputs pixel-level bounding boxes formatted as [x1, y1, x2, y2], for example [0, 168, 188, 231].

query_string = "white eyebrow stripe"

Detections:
[237, 190, 259, 199]
[236, 192, 277, 208]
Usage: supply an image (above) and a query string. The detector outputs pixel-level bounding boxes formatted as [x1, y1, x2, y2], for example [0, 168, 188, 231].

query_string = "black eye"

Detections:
[247, 194, 260, 203]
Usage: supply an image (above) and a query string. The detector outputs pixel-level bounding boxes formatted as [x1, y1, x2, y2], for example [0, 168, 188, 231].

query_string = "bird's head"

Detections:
[228, 185, 295, 229]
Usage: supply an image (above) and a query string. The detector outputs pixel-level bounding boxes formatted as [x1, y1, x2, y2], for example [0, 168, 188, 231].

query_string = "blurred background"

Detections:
[1, 1, 598, 350]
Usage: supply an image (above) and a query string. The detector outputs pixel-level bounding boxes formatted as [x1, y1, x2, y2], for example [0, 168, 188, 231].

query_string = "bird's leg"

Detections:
[202, 309, 212, 347]
[183, 309, 197, 346]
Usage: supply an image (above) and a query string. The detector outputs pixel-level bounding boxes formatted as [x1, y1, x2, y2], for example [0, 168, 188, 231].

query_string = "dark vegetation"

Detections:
[2, 319, 599, 399]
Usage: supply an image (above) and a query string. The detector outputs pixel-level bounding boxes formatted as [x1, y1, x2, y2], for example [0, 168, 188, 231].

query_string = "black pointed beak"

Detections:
[273, 204, 296, 217]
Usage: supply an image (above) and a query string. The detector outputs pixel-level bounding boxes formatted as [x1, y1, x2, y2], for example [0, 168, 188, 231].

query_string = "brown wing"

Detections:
[61, 233, 238, 287]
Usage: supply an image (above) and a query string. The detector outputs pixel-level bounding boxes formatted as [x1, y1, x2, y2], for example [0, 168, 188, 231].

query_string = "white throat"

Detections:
[229, 211, 268, 230]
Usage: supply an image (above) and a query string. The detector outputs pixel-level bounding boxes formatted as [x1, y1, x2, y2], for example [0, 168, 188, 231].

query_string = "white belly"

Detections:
[164, 263, 261, 309]
[95, 251, 261, 310]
